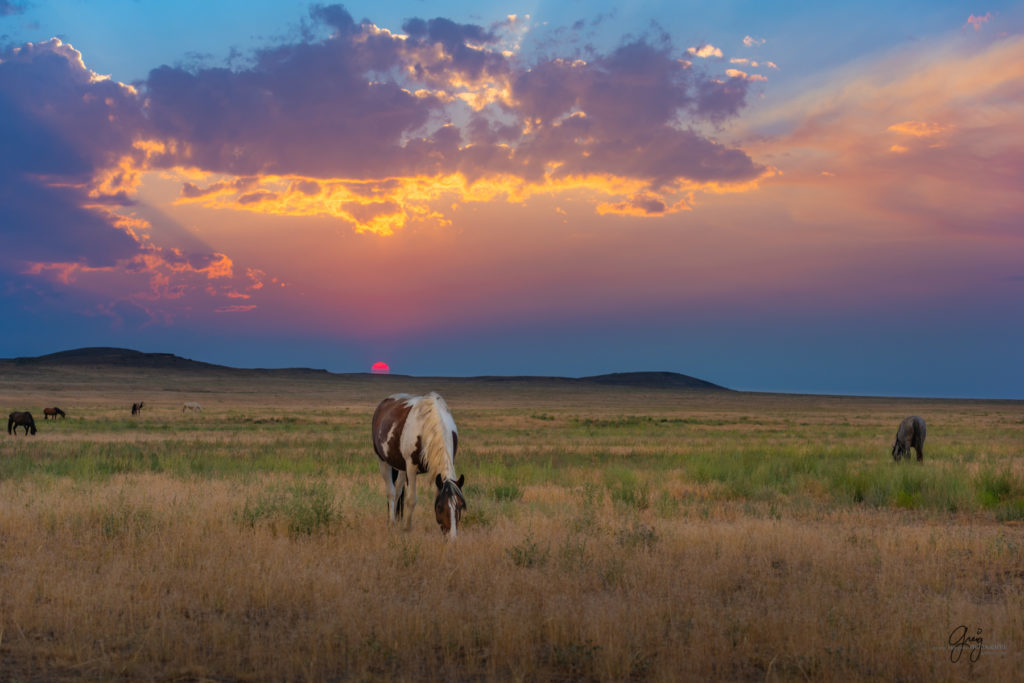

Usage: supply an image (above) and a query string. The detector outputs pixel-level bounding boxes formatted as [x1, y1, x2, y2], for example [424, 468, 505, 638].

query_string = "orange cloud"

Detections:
[887, 120, 952, 137]
[596, 193, 690, 217]
[169, 165, 773, 235]
[726, 68, 768, 82]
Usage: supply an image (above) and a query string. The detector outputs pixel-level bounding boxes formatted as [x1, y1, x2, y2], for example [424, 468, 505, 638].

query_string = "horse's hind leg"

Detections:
[379, 461, 398, 525]
[402, 469, 417, 532]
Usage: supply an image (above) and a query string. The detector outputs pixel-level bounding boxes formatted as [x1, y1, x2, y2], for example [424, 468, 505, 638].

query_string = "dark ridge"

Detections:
[581, 371, 726, 390]
[467, 371, 727, 390]
[10, 347, 223, 370]
[3, 348, 726, 389]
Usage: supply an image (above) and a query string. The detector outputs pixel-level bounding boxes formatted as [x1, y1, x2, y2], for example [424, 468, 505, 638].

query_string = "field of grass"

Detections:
[1, 363, 1023, 680]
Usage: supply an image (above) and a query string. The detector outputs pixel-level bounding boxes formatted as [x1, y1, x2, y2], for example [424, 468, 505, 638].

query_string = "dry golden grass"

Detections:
[1, 365, 1022, 680]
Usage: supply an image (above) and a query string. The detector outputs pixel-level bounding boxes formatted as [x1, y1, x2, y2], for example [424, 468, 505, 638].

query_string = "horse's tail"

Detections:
[392, 467, 405, 520]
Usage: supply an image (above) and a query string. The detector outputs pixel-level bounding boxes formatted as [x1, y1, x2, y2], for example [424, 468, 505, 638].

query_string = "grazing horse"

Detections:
[8, 412, 37, 435]
[131, 401, 144, 416]
[372, 392, 466, 539]
[892, 416, 926, 462]
[43, 407, 66, 420]
[182, 401, 202, 413]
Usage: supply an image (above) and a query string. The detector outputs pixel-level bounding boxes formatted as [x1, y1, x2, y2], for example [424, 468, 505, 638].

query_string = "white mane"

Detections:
[407, 392, 458, 480]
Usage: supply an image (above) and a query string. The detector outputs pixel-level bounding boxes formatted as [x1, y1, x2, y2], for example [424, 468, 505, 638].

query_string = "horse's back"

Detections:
[372, 393, 458, 469]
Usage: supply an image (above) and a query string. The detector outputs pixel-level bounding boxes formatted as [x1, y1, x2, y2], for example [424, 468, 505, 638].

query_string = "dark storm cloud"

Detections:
[0, 39, 144, 267]
[143, 6, 442, 177]
[141, 4, 762, 188]
[0, 40, 144, 178]
[501, 40, 762, 186]
[401, 15, 505, 82]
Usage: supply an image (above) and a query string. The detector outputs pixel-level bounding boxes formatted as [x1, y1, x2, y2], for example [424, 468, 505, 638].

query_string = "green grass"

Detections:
[4, 384, 1023, 521]
[6, 424, 1022, 516]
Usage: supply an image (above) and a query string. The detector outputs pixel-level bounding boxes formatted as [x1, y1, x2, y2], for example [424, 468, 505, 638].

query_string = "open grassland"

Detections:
[1, 364, 1023, 680]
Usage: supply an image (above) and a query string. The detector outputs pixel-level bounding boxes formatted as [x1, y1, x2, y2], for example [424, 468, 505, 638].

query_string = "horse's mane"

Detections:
[411, 392, 458, 480]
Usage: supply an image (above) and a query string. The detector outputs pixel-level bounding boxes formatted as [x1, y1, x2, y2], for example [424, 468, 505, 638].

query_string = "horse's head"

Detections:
[891, 439, 905, 462]
[434, 473, 466, 540]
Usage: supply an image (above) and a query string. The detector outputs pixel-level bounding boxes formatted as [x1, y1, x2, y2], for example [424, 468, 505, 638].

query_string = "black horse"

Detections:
[131, 401, 145, 416]
[892, 416, 926, 462]
[44, 406, 66, 420]
[8, 411, 37, 435]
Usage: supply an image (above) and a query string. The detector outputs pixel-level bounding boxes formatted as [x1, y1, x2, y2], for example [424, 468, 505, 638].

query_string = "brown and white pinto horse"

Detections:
[372, 393, 466, 539]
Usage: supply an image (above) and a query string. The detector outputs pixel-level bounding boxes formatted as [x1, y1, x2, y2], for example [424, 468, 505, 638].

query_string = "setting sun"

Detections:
[371, 361, 390, 374]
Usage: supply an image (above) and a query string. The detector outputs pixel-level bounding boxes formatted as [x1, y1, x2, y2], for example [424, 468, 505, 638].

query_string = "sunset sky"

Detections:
[2, 1, 1022, 398]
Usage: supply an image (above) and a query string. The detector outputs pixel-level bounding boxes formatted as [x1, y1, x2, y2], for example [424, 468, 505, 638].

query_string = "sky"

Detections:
[1, 1, 1022, 398]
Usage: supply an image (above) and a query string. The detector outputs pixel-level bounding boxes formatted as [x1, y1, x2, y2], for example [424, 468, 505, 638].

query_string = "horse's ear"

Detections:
[457, 474, 465, 489]
[435, 473, 443, 490]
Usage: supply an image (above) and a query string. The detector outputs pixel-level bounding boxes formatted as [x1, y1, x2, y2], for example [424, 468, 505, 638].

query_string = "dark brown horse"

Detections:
[892, 416, 926, 462]
[8, 412, 37, 435]
[131, 401, 145, 416]
[43, 406, 66, 420]
[372, 392, 466, 539]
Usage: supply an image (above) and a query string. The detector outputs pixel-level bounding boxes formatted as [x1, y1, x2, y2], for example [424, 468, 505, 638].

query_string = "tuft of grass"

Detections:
[995, 498, 1024, 522]
[236, 480, 340, 536]
[506, 532, 550, 568]
[490, 483, 523, 501]
[615, 521, 658, 552]
[976, 468, 1020, 508]
[604, 466, 650, 511]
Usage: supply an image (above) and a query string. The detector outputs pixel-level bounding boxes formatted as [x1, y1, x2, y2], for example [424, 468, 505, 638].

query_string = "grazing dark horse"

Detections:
[8, 412, 37, 436]
[892, 416, 926, 462]
[372, 392, 466, 540]
[43, 407, 66, 420]
[131, 401, 144, 416]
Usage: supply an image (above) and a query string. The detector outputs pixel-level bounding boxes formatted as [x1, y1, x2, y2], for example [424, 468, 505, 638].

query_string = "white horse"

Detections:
[182, 401, 203, 413]
[372, 392, 466, 539]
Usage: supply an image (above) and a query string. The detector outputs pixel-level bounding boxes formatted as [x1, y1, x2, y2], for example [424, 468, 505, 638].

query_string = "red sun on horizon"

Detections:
[371, 361, 390, 374]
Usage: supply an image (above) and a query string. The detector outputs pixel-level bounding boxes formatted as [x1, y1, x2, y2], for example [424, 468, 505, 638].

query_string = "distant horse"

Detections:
[182, 401, 203, 413]
[131, 401, 144, 416]
[372, 392, 466, 539]
[43, 407, 66, 420]
[8, 412, 37, 436]
[892, 416, 926, 462]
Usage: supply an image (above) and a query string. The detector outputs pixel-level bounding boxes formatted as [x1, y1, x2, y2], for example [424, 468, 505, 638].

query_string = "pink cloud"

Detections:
[964, 13, 991, 31]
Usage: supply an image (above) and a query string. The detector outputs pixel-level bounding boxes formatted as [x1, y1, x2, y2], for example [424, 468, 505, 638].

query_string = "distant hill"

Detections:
[3, 347, 727, 390]
[470, 371, 726, 390]
[580, 371, 725, 390]
[8, 347, 225, 371]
